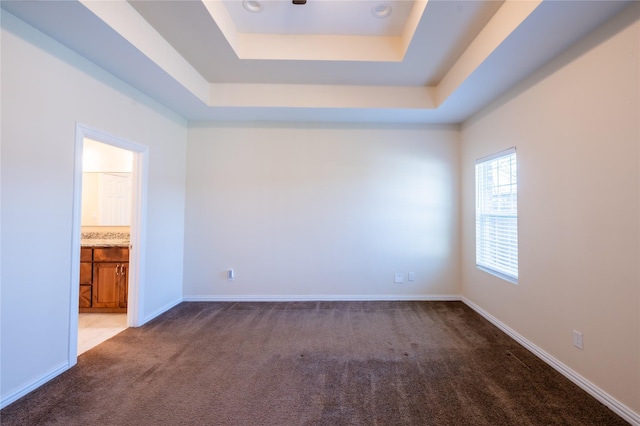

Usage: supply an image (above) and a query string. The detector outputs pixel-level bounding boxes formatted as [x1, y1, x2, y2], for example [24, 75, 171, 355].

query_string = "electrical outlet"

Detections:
[408, 272, 415, 281]
[227, 269, 235, 282]
[572, 330, 583, 350]
[394, 273, 404, 283]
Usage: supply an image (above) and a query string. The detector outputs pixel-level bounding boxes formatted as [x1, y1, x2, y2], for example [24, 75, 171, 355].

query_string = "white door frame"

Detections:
[69, 123, 149, 365]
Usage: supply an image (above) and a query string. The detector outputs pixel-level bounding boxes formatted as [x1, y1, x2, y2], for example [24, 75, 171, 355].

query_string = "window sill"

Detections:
[476, 265, 518, 285]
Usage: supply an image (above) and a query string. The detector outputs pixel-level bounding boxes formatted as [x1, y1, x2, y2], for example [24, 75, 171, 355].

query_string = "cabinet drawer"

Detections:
[80, 262, 92, 284]
[94, 247, 129, 262]
[80, 247, 93, 262]
[79, 285, 92, 308]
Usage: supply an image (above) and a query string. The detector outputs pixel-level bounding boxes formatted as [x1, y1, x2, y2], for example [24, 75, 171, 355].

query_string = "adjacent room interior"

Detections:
[1, 0, 638, 424]
[78, 139, 132, 354]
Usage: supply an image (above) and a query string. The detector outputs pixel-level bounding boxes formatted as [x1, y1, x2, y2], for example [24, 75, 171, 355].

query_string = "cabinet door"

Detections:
[93, 263, 120, 308]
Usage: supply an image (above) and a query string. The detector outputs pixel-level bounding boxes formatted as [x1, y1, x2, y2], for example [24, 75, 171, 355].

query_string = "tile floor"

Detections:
[78, 313, 127, 355]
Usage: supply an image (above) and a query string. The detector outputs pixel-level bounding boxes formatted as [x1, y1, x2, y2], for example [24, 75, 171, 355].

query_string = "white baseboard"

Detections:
[462, 297, 640, 426]
[0, 362, 70, 410]
[141, 297, 183, 325]
[1, 297, 183, 410]
[182, 294, 462, 302]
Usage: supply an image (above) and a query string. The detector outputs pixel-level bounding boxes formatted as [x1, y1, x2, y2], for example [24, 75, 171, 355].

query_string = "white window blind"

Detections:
[475, 147, 518, 283]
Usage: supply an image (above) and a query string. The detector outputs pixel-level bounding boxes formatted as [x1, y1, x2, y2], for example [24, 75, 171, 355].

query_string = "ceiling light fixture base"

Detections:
[242, 0, 262, 13]
[371, 4, 392, 18]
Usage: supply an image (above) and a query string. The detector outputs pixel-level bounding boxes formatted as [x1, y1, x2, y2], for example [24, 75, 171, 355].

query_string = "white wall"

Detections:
[184, 123, 460, 300]
[81, 140, 133, 226]
[461, 3, 639, 417]
[1, 11, 187, 406]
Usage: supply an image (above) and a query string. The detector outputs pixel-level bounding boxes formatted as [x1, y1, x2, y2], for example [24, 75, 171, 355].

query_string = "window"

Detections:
[475, 147, 518, 283]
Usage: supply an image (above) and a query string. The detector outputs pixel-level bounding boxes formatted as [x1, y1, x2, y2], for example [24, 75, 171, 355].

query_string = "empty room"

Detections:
[1, 0, 638, 425]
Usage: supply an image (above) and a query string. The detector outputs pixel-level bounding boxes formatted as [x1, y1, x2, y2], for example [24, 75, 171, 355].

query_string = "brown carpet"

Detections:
[1, 301, 628, 425]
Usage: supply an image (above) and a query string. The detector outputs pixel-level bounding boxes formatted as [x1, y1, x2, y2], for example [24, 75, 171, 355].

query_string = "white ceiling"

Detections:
[1, 0, 633, 124]
[221, 0, 414, 36]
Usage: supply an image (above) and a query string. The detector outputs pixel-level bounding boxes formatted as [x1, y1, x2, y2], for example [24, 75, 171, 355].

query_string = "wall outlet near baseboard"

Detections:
[572, 330, 583, 350]
[408, 272, 415, 281]
[394, 273, 404, 283]
[227, 269, 235, 281]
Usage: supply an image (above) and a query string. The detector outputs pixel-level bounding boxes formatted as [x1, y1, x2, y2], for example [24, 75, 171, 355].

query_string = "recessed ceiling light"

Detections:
[371, 4, 392, 18]
[242, 0, 262, 13]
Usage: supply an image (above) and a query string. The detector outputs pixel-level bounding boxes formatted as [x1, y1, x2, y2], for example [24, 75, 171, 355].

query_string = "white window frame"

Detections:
[475, 147, 518, 284]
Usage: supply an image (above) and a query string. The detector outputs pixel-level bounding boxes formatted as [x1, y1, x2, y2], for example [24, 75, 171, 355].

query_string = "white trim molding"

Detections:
[462, 297, 640, 426]
[71, 123, 150, 361]
[0, 362, 69, 409]
[142, 297, 183, 325]
[183, 295, 462, 302]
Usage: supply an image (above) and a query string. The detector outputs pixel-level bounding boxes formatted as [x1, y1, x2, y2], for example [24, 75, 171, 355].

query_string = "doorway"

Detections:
[79, 139, 132, 354]
[69, 124, 148, 364]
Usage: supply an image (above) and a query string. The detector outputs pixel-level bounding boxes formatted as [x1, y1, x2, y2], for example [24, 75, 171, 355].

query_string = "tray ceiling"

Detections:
[1, 0, 632, 123]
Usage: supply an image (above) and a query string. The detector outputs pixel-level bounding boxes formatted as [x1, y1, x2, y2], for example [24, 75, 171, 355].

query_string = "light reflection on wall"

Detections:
[83, 138, 133, 173]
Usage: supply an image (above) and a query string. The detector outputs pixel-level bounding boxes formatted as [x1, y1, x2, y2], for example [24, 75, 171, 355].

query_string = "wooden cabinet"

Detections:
[79, 248, 93, 308]
[79, 246, 128, 313]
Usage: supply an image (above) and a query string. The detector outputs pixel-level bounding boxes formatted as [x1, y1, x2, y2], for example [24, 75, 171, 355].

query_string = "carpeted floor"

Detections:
[1, 301, 628, 425]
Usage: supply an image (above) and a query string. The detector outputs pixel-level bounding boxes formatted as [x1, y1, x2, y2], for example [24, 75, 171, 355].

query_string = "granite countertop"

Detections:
[81, 232, 130, 247]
